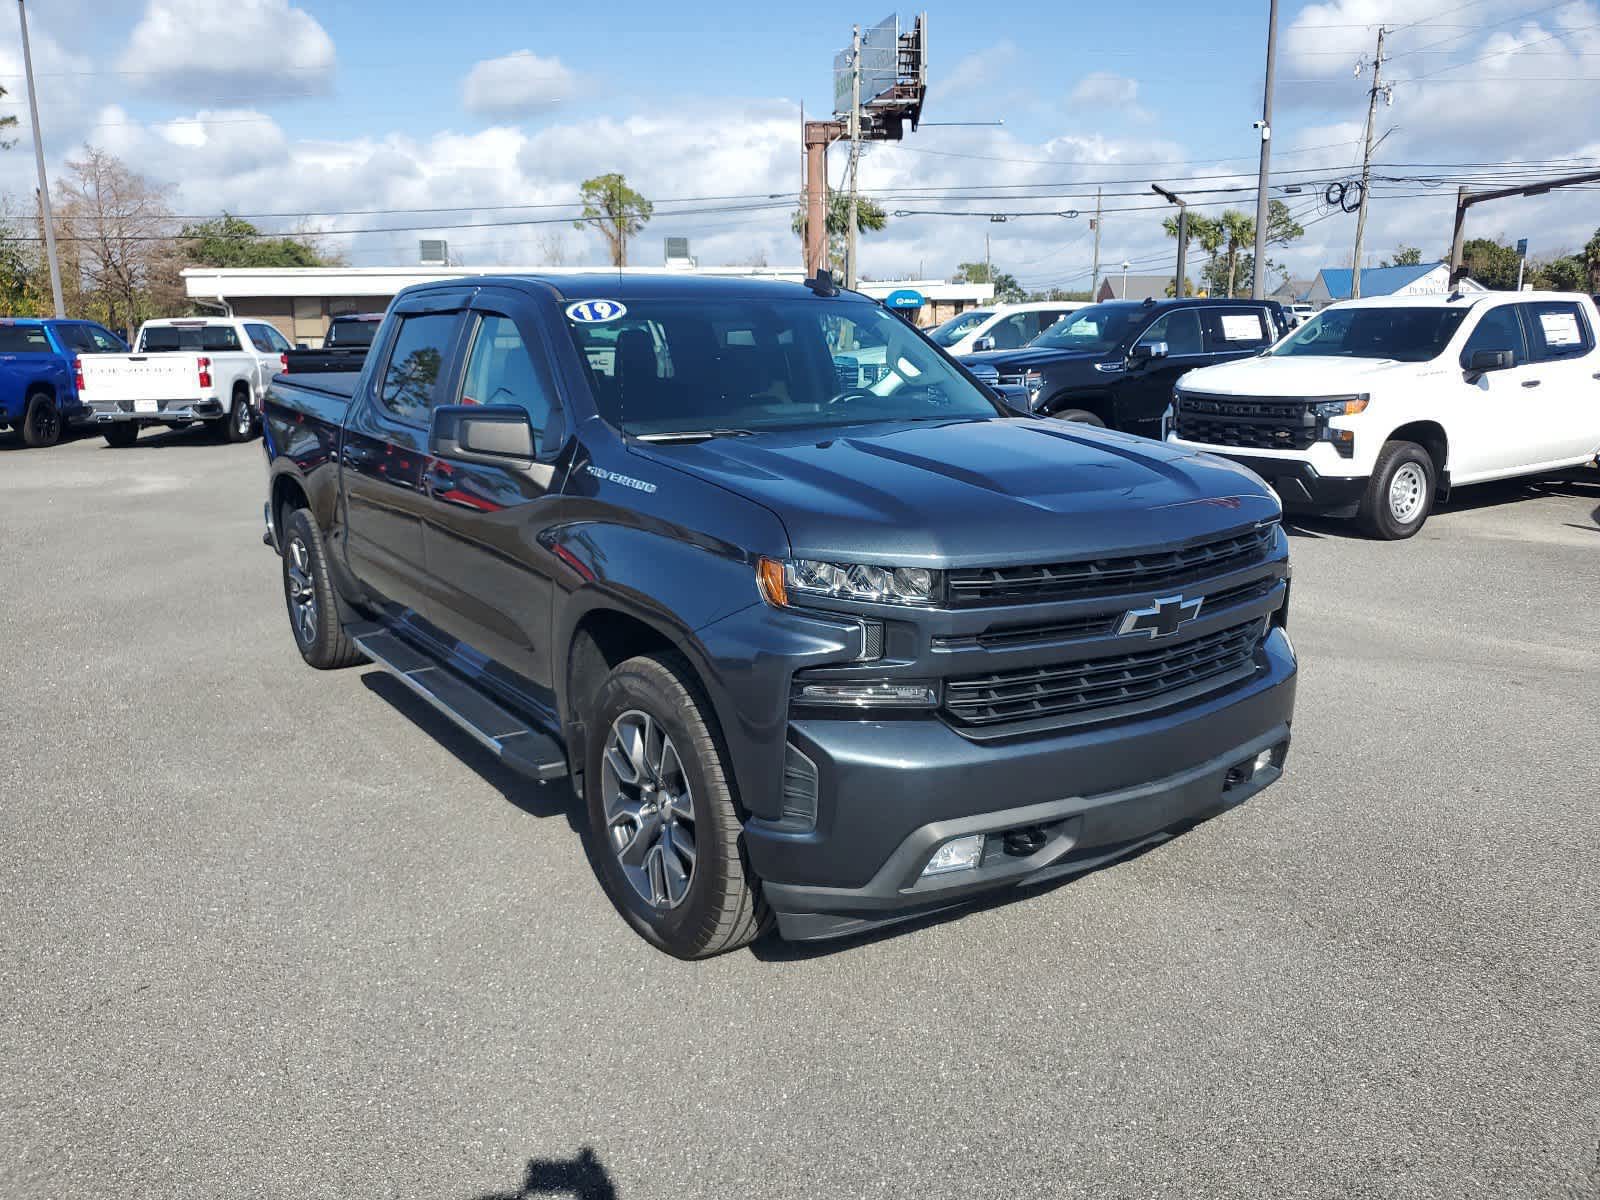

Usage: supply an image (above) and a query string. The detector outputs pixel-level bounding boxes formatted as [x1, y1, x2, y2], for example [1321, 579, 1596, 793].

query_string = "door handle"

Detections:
[1521, 379, 1542, 388]
[341, 445, 375, 466]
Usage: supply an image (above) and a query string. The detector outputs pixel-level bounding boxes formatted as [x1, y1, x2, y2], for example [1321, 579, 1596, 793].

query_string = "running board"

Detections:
[349, 624, 568, 782]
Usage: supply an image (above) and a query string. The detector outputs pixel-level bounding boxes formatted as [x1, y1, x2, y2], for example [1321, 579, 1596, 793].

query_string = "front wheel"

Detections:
[20, 394, 61, 447]
[584, 653, 771, 959]
[1052, 408, 1106, 427]
[1358, 440, 1434, 540]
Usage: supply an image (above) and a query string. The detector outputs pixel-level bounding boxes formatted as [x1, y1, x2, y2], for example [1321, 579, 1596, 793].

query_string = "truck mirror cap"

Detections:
[972, 335, 996, 352]
[1130, 340, 1168, 362]
[430, 404, 536, 467]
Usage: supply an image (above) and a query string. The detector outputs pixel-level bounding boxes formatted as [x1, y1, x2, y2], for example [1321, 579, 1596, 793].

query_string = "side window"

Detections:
[1520, 301, 1593, 362]
[1206, 308, 1270, 351]
[1140, 310, 1204, 355]
[200, 326, 242, 352]
[458, 314, 553, 435]
[86, 325, 124, 352]
[53, 324, 93, 352]
[1459, 305, 1527, 368]
[988, 313, 1033, 350]
[245, 324, 275, 353]
[378, 312, 458, 424]
[266, 326, 292, 353]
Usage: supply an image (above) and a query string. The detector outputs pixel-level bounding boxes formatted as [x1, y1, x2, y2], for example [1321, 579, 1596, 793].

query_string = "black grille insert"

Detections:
[1175, 393, 1317, 451]
[947, 525, 1273, 605]
[943, 618, 1264, 730]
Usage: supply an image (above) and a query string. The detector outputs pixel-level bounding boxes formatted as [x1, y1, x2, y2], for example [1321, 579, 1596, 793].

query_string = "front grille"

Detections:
[943, 618, 1264, 730]
[965, 362, 999, 386]
[947, 525, 1274, 605]
[1175, 393, 1317, 451]
[998, 372, 1031, 387]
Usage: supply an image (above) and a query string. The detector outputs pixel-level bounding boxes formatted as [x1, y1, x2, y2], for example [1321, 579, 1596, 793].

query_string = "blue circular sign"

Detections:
[885, 289, 925, 310]
[566, 299, 627, 323]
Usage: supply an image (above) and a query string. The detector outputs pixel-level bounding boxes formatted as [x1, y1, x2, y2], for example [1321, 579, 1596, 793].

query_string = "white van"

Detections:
[927, 301, 1088, 357]
[1166, 292, 1600, 538]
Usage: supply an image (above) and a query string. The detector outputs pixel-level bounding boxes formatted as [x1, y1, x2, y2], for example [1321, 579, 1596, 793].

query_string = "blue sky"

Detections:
[2, 0, 1597, 289]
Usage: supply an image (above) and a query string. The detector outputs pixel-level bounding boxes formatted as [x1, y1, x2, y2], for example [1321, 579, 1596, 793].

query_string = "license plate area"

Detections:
[134, 399, 158, 413]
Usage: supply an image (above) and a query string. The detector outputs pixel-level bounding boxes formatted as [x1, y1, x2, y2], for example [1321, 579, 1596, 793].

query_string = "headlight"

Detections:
[1311, 394, 1369, 417]
[757, 557, 939, 606]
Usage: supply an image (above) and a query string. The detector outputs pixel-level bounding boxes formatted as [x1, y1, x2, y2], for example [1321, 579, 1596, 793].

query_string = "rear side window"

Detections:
[378, 312, 457, 424]
[1459, 305, 1527, 368]
[245, 324, 277, 353]
[0, 325, 52, 352]
[52, 324, 94, 352]
[1206, 308, 1271, 350]
[85, 325, 125, 352]
[1519, 301, 1593, 362]
[987, 312, 1034, 350]
[327, 320, 379, 349]
[459, 314, 553, 434]
[140, 325, 242, 352]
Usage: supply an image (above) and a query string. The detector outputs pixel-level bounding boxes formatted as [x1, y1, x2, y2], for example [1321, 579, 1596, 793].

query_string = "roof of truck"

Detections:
[406, 272, 878, 304]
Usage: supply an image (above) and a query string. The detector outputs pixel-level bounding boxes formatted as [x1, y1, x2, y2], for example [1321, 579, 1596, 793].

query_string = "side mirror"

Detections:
[1129, 340, 1168, 364]
[971, 335, 996, 352]
[1467, 349, 1513, 374]
[430, 404, 536, 466]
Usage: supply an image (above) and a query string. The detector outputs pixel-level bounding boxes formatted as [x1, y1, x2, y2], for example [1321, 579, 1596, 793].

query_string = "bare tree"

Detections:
[535, 229, 570, 266]
[55, 147, 179, 329]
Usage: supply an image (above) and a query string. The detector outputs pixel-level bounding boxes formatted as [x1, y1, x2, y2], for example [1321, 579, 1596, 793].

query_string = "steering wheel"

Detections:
[827, 388, 879, 407]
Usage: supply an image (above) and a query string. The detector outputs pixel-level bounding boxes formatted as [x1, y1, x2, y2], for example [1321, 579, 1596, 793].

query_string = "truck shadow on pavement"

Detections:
[1284, 466, 1600, 538]
[360, 671, 578, 826]
[471, 1148, 617, 1200]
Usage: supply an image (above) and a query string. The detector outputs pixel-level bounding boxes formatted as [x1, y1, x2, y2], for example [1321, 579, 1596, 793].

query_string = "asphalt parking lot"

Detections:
[4, 427, 1599, 1200]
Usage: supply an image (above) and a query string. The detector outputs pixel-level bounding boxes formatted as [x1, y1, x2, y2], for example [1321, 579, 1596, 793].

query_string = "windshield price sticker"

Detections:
[1221, 313, 1264, 341]
[1539, 311, 1581, 346]
[566, 300, 627, 324]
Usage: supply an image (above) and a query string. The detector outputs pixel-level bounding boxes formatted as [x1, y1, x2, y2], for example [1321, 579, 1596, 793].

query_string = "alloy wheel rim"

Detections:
[236, 403, 250, 435]
[35, 405, 58, 442]
[285, 537, 318, 644]
[600, 709, 697, 910]
[1388, 463, 1426, 524]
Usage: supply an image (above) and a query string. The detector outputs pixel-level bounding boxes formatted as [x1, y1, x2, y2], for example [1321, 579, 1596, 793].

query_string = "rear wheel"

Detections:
[1052, 408, 1106, 427]
[224, 388, 255, 443]
[584, 653, 771, 959]
[281, 508, 362, 669]
[20, 393, 61, 448]
[102, 423, 140, 448]
[1358, 440, 1434, 540]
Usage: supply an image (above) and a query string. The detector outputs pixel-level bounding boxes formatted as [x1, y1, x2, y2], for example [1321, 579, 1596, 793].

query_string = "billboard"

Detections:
[834, 15, 899, 116]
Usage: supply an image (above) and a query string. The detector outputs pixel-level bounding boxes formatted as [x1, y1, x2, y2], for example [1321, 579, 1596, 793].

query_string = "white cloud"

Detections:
[462, 52, 574, 118]
[1068, 72, 1137, 108]
[117, 0, 335, 99]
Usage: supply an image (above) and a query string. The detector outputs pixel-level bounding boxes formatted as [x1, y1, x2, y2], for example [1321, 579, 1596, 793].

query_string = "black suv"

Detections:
[961, 298, 1281, 437]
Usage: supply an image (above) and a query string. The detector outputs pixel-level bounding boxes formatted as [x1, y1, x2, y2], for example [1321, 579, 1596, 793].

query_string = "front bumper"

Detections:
[1198, 452, 1366, 516]
[749, 627, 1296, 941]
[79, 399, 224, 424]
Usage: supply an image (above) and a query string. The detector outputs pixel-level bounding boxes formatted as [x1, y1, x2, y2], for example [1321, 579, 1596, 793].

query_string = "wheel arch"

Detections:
[1386, 420, 1450, 492]
[1042, 390, 1114, 423]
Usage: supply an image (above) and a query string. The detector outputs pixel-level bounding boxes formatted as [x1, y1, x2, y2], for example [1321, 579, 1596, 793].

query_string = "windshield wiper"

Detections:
[634, 428, 758, 444]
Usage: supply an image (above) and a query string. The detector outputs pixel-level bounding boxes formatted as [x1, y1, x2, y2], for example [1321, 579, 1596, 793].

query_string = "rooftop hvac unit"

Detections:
[419, 239, 449, 266]
[664, 236, 694, 268]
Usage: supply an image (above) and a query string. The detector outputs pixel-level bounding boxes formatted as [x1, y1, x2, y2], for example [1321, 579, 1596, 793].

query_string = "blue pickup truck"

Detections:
[0, 317, 128, 447]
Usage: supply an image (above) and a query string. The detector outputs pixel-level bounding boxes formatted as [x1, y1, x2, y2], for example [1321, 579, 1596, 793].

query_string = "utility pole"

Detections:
[1251, 0, 1279, 299]
[984, 231, 992, 289]
[1350, 24, 1387, 300]
[844, 23, 862, 290]
[17, 0, 62, 317]
[1090, 187, 1102, 298]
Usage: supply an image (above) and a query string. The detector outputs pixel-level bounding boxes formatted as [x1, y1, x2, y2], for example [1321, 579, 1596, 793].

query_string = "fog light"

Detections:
[921, 834, 984, 877]
[1253, 749, 1274, 773]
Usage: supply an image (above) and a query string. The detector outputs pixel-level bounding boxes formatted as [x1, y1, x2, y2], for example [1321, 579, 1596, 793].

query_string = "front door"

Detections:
[340, 299, 467, 621]
[1449, 301, 1546, 478]
[1118, 307, 1208, 434]
[417, 291, 568, 699]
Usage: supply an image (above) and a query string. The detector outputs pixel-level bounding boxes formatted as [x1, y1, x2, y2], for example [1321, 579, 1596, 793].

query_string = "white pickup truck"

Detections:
[1166, 292, 1600, 538]
[77, 317, 292, 447]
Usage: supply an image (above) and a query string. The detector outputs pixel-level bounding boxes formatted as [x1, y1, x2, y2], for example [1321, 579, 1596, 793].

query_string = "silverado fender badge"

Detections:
[1119, 594, 1203, 639]
[586, 464, 657, 493]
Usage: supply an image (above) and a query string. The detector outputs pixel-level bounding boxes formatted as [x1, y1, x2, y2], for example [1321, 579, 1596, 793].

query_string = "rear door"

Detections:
[1516, 298, 1600, 461]
[417, 288, 568, 697]
[1200, 305, 1275, 366]
[340, 293, 470, 622]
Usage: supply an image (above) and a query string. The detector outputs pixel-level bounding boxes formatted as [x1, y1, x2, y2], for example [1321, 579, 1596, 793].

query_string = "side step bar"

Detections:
[349, 624, 568, 783]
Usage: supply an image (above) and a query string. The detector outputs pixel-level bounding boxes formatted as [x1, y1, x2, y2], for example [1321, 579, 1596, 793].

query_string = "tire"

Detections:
[20, 393, 61, 448]
[1358, 440, 1434, 540]
[1052, 408, 1106, 427]
[281, 508, 363, 669]
[102, 423, 140, 448]
[584, 652, 772, 959]
[224, 389, 256, 443]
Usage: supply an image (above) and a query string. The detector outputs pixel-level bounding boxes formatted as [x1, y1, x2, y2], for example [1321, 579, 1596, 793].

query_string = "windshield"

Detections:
[1031, 303, 1145, 354]
[140, 325, 241, 352]
[564, 296, 1002, 437]
[928, 309, 992, 346]
[1273, 306, 1469, 362]
[326, 319, 379, 349]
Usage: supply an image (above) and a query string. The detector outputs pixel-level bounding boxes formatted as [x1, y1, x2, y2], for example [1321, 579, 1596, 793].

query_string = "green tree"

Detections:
[1532, 255, 1585, 292]
[575, 173, 652, 267]
[1460, 238, 1522, 290]
[952, 260, 1024, 303]
[790, 192, 887, 269]
[1380, 245, 1423, 268]
[180, 213, 334, 268]
[0, 85, 17, 150]
[1584, 227, 1600, 292]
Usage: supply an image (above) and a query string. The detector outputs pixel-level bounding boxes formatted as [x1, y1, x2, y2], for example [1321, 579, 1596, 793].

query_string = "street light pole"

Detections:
[1251, 0, 1279, 300]
[17, 0, 63, 318]
[1152, 185, 1187, 298]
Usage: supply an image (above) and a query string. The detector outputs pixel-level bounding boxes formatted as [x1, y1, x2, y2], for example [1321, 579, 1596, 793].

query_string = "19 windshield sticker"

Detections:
[566, 300, 627, 324]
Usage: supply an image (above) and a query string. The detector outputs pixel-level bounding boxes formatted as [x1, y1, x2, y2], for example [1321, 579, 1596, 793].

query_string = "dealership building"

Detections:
[180, 266, 994, 347]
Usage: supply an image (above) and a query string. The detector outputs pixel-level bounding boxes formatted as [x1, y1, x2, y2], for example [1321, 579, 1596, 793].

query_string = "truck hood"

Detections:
[634, 418, 1278, 566]
[1179, 353, 1434, 396]
[959, 347, 1105, 373]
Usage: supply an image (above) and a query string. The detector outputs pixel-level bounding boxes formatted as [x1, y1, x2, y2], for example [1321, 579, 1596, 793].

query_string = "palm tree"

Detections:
[792, 192, 888, 267]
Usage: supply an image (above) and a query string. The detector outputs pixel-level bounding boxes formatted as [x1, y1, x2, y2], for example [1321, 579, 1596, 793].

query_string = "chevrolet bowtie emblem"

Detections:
[1119, 594, 1204, 639]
